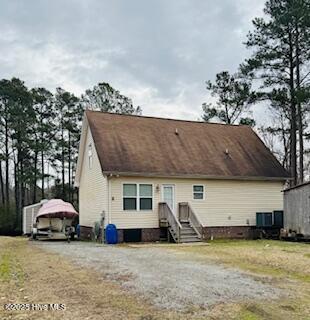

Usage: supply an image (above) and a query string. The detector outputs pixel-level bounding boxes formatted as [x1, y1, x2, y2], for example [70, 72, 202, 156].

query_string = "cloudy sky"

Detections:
[0, 0, 267, 122]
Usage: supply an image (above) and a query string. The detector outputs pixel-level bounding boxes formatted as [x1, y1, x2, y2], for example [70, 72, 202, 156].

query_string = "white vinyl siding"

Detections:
[79, 128, 108, 227]
[110, 177, 284, 229]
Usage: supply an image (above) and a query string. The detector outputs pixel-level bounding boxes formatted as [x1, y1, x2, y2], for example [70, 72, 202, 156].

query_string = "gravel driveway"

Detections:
[35, 241, 281, 310]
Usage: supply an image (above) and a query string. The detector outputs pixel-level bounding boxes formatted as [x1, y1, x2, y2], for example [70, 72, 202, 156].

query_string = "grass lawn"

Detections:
[166, 239, 310, 319]
[0, 237, 309, 320]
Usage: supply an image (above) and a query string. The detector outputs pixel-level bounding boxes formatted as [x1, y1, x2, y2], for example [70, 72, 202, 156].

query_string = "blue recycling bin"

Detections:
[105, 224, 118, 244]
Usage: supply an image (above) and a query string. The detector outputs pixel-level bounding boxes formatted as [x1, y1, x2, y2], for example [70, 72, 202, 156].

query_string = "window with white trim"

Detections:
[123, 184, 137, 210]
[88, 144, 93, 169]
[139, 184, 152, 210]
[123, 183, 153, 211]
[193, 185, 204, 200]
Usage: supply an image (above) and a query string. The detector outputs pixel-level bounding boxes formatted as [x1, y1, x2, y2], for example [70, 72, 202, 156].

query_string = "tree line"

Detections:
[202, 0, 310, 185]
[0, 80, 140, 234]
[1, 0, 309, 234]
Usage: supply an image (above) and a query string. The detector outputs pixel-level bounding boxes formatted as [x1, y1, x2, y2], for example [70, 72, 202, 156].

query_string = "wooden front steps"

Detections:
[179, 222, 201, 243]
[168, 222, 201, 243]
[159, 202, 203, 243]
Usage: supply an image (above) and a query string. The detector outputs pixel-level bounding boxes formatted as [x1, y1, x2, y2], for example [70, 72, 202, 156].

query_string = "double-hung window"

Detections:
[123, 184, 137, 210]
[123, 183, 153, 211]
[193, 185, 204, 200]
[139, 184, 152, 210]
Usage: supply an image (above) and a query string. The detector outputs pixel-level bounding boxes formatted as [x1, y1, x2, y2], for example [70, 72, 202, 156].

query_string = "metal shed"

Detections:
[23, 200, 48, 235]
[283, 181, 310, 238]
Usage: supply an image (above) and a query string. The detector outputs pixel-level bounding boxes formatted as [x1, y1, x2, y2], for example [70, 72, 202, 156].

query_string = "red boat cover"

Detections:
[36, 199, 79, 219]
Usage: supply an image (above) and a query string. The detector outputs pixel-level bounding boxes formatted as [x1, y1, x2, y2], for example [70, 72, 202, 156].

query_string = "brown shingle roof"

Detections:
[86, 110, 289, 180]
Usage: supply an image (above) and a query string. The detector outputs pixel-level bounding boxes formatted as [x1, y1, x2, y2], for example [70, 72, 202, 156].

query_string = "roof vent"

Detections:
[225, 148, 229, 155]
[175, 128, 179, 135]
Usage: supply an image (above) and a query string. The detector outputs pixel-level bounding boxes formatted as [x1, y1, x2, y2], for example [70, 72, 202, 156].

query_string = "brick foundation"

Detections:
[117, 229, 124, 242]
[141, 228, 161, 242]
[79, 226, 160, 242]
[118, 228, 160, 242]
[203, 226, 256, 240]
[80, 225, 256, 242]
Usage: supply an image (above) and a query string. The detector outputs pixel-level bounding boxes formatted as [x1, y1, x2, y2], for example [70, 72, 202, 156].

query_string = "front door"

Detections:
[162, 184, 175, 215]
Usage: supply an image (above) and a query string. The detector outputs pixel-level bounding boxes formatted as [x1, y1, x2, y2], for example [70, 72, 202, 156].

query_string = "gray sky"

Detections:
[0, 0, 267, 122]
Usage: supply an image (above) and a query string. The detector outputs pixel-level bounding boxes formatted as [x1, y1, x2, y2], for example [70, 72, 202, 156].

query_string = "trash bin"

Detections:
[105, 224, 118, 244]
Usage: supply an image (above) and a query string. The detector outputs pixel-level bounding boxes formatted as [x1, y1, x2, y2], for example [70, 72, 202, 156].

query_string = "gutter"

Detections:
[101, 171, 290, 182]
[283, 180, 310, 192]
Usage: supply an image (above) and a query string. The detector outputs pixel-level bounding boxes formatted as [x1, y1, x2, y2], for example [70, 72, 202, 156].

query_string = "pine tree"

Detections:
[241, 0, 310, 185]
[202, 71, 255, 125]
[0, 79, 14, 207]
[31, 88, 56, 201]
[1, 78, 34, 230]
[64, 99, 83, 204]
[81, 82, 141, 114]
[54, 88, 81, 202]
[0, 154, 5, 206]
[0, 78, 142, 233]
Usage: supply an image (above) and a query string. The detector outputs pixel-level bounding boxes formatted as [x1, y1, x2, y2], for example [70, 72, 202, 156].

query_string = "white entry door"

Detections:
[162, 184, 175, 215]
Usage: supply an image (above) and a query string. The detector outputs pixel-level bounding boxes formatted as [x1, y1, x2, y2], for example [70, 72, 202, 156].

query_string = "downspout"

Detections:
[107, 175, 112, 224]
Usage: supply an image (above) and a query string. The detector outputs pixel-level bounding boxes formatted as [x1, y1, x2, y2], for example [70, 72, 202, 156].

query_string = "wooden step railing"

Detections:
[159, 202, 183, 243]
[179, 202, 204, 239]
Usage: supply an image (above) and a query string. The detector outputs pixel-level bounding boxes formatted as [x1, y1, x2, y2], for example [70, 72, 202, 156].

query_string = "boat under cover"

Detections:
[36, 199, 78, 220]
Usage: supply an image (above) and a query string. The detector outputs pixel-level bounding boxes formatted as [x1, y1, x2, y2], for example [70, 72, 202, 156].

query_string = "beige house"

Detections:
[74, 110, 289, 242]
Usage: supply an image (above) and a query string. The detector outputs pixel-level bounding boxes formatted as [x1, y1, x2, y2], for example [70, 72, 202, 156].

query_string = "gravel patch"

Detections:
[35, 241, 281, 310]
